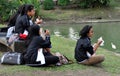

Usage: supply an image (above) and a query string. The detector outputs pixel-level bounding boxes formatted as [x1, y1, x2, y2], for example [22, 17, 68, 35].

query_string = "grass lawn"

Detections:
[0, 24, 3, 27]
[0, 36, 120, 75]
[110, 0, 120, 7]
[0, 24, 6, 27]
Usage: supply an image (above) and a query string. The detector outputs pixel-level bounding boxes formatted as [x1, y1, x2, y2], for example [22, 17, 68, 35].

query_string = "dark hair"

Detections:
[8, 4, 26, 27]
[8, 4, 34, 27]
[79, 25, 92, 37]
[23, 4, 34, 15]
[29, 25, 40, 37]
[26, 25, 40, 46]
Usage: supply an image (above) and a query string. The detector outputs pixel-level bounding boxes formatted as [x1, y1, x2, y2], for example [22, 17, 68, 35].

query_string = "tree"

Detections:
[0, 0, 21, 22]
[0, 0, 41, 22]
[43, 0, 54, 10]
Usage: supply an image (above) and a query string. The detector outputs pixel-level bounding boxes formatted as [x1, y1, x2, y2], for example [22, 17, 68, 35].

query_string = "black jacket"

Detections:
[24, 36, 51, 64]
[15, 15, 31, 34]
[74, 37, 94, 62]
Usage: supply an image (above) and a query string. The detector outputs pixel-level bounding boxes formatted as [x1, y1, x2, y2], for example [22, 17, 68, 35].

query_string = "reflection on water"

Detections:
[54, 30, 62, 37]
[69, 27, 79, 41]
[43, 22, 120, 53]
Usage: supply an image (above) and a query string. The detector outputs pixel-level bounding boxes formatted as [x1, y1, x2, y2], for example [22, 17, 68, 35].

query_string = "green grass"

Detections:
[0, 36, 120, 75]
[110, 0, 120, 7]
[0, 24, 3, 27]
[0, 24, 6, 27]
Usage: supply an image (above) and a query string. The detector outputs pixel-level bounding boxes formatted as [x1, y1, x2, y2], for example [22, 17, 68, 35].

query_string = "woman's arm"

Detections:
[40, 36, 51, 48]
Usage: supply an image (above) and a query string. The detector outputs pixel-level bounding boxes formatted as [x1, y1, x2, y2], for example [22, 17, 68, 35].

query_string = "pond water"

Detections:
[43, 22, 120, 53]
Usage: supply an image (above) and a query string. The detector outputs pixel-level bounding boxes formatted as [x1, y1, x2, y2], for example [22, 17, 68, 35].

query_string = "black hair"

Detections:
[23, 4, 34, 15]
[79, 25, 92, 37]
[8, 4, 26, 27]
[26, 25, 40, 47]
[28, 25, 40, 37]
[8, 4, 34, 27]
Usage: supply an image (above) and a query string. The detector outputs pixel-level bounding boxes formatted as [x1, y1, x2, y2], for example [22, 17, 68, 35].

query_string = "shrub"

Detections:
[0, 0, 41, 22]
[0, 0, 20, 22]
[58, 0, 70, 6]
[72, 0, 110, 8]
[43, 0, 54, 10]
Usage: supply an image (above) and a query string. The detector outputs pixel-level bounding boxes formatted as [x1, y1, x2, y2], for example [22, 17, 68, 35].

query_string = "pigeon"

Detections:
[54, 31, 61, 37]
[111, 42, 116, 49]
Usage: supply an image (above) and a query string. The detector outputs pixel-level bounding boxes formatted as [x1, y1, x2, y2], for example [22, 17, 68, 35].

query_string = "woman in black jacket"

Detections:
[74, 25, 105, 65]
[6, 4, 26, 40]
[24, 25, 59, 66]
[15, 4, 42, 34]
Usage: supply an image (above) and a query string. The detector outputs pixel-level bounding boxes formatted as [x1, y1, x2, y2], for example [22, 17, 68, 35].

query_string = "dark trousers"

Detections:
[43, 52, 59, 65]
[45, 56, 59, 65]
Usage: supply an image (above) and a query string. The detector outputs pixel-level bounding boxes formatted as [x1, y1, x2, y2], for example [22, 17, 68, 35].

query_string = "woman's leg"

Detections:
[44, 56, 59, 65]
[80, 55, 105, 65]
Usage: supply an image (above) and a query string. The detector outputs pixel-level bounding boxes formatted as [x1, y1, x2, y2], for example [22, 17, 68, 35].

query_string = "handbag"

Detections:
[19, 34, 27, 40]
[1, 52, 22, 65]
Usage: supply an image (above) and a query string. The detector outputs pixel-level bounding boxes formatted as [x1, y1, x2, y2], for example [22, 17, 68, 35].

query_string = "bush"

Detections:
[72, 0, 110, 8]
[0, 0, 41, 22]
[43, 0, 54, 10]
[58, 0, 70, 6]
[0, 0, 20, 22]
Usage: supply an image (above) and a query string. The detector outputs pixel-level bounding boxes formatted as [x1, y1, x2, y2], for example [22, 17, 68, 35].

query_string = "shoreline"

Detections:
[1, 19, 120, 26]
[42, 19, 120, 25]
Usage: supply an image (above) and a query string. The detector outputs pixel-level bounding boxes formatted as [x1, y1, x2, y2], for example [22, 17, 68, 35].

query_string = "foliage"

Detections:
[58, 0, 70, 6]
[72, 0, 110, 8]
[0, 0, 21, 22]
[0, 0, 41, 22]
[43, 0, 54, 10]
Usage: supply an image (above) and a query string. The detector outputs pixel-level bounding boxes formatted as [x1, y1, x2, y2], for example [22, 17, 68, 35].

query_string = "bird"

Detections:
[54, 31, 61, 37]
[111, 42, 116, 49]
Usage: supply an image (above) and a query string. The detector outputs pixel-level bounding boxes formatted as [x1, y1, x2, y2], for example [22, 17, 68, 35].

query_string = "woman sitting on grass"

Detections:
[74, 25, 105, 65]
[24, 25, 59, 66]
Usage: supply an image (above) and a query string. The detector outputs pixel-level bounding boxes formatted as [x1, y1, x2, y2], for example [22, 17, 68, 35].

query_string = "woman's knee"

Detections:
[98, 55, 105, 62]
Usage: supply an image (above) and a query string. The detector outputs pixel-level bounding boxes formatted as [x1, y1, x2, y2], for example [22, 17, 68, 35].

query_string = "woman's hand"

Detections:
[93, 40, 103, 52]
[97, 39, 103, 45]
[35, 18, 43, 24]
[45, 29, 50, 36]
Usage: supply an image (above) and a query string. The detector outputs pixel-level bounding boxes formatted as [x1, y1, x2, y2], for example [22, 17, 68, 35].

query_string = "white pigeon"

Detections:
[54, 31, 61, 37]
[111, 42, 116, 49]
[98, 37, 104, 46]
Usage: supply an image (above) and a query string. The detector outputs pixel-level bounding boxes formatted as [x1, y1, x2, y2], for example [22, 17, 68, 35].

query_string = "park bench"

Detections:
[0, 27, 26, 53]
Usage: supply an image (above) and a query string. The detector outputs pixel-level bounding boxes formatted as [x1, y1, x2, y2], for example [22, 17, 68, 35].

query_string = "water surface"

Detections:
[43, 22, 120, 52]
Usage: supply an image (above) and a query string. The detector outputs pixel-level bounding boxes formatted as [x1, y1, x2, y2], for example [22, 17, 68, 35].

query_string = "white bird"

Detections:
[54, 31, 61, 37]
[111, 42, 116, 49]
[98, 36, 104, 46]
